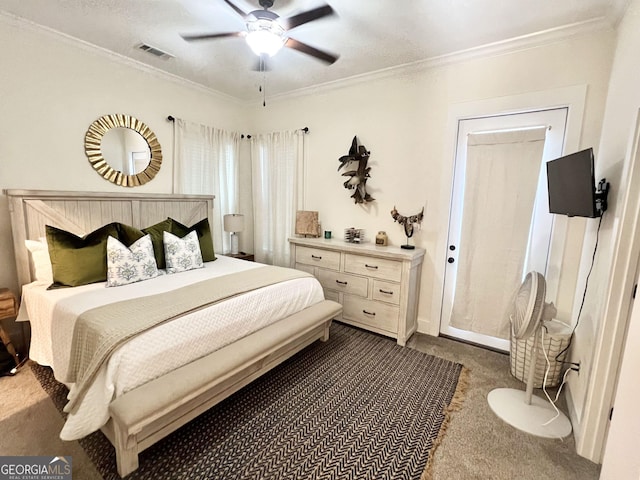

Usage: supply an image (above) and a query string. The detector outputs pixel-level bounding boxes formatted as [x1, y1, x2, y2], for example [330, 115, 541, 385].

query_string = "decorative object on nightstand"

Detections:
[295, 211, 320, 237]
[0, 288, 20, 376]
[223, 214, 245, 255]
[224, 252, 255, 262]
[391, 206, 424, 250]
[338, 136, 374, 204]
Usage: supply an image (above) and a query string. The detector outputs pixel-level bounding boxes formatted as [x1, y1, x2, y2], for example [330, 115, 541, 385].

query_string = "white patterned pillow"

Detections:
[163, 230, 204, 274]
[106, 234, 159, 287]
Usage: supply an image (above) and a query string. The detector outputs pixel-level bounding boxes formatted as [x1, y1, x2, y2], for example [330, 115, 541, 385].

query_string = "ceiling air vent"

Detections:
[137, 43, 174, 60]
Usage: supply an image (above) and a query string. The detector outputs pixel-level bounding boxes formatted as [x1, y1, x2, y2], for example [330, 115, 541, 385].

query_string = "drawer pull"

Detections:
[336, 280, 348, 285]
[379, 289, 394, 295]
[365, 264, 378, 269]
[311, 255, 322, 260]
[362, 309, 376, 316]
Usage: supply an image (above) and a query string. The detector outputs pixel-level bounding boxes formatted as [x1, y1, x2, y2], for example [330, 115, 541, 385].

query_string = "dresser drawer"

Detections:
[295, 263, 315, 275]
[295, 246, 341, 271]
[317, 269, 368, 297]
[372, 280, 401, 305]
[342, 295, 399, 333]
[324, 289, 340, 303]
[344, 254, 402, 282]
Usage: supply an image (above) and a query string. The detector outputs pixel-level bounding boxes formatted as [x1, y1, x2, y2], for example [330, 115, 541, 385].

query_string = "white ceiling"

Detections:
[1, 0, 629, 101]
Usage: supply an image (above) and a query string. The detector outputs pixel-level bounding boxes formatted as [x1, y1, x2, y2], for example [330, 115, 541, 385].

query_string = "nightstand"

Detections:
[0, 288, 19, 369]
[224, 252, 255, 262]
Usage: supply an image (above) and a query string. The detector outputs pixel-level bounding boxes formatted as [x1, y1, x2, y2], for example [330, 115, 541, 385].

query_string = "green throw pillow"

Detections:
[170, 218, 216, 262]
[46, 222, 120, 288]
[116, 222, 146, 246]
[141, 218, 174, 270]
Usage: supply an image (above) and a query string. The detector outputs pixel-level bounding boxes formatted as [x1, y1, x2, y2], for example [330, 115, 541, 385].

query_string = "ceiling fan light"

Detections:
[245, 19, 286, 57]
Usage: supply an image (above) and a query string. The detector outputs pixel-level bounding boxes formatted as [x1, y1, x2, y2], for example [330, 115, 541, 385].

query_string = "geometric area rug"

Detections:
[32, 323, 467, 480]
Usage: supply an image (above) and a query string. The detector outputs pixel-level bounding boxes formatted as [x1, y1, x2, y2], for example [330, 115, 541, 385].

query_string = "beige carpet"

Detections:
[408, 334, 601, 480]
[0, 325, 600, 480]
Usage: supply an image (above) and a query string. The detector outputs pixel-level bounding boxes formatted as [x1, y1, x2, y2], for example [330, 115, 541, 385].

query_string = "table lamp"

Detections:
[223, 214, 245, 255]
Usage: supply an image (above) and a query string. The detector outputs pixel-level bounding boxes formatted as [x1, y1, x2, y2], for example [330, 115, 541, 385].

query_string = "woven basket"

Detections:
[510, 319, 571, 388]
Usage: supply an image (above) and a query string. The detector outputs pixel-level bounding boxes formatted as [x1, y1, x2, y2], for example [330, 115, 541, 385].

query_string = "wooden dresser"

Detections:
[289, 237, 425, 346]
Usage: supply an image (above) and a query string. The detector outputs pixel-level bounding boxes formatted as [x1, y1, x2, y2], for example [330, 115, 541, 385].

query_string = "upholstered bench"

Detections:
[106, 299, 341, 477]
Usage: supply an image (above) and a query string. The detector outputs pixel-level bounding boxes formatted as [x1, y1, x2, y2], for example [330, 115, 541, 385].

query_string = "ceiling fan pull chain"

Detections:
[262, 68, 267, 107]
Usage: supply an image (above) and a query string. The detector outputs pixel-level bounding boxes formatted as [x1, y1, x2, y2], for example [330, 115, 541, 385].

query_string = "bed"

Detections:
[6, 189, 342, 477]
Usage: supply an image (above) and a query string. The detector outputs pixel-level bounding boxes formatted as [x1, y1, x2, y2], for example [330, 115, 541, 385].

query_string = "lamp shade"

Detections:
[224, 214, 245, 233]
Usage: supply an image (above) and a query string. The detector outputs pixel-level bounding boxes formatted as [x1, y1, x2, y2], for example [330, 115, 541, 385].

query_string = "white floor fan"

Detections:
[488, 271, 573, 438]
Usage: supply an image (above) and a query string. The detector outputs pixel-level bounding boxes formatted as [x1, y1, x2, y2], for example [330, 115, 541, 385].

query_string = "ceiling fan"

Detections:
[181, 0, 339, 68]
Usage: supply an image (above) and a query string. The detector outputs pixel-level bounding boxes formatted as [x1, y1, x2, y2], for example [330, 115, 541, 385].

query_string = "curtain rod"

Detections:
[167, 116, 309, 137]
[241, 127, 309, 139]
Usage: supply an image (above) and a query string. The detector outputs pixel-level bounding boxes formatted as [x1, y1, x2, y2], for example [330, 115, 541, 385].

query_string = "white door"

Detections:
[440, 108, 568, 351]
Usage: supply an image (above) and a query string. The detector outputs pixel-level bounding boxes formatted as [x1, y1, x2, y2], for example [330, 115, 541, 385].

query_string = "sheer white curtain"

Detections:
[174, 119, 240, 254]
[251, 130, 304, 266]
[449, 127, 547, 339]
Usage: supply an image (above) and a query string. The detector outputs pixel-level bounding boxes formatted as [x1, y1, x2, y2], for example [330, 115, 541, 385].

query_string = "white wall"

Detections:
[249, 29, 614, 341]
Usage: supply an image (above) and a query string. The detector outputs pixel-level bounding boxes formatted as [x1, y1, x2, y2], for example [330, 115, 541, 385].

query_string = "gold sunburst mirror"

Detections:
[85, 114, 162, 187]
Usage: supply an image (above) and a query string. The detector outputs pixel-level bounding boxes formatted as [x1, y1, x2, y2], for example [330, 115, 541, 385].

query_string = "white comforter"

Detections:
[19, 256, 324, 440]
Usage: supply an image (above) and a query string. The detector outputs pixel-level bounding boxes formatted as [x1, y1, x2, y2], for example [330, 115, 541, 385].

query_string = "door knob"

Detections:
[449, 245, 456, 251]
[448, 257, 455, 264]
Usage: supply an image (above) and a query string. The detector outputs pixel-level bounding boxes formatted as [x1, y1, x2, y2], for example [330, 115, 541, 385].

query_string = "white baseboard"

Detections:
[565, 383, 583, 454]
[417, 317, 439, 337]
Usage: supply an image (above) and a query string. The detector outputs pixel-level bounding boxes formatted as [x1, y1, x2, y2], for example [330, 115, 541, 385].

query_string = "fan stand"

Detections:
[487, 327, 572, 438]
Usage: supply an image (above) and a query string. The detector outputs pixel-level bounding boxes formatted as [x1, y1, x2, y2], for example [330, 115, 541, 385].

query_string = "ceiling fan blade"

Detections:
[222, 0, 248, 18]
[280, 4, 335, 30]
[285, 38, 338, 64]
[181, 31, 245, 41]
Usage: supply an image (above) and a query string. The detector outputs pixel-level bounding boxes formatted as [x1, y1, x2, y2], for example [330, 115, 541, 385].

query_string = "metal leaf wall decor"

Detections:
[338, 136, 374, 204]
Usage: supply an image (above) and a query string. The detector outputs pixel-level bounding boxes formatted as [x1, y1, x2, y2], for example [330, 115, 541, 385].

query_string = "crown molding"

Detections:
[0, 11, 243, 105]
[1, 10, 615, 107]
[258, 16, 615, 106]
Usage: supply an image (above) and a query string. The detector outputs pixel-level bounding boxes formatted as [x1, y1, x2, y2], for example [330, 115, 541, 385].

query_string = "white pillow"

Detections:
[106, 234, 159, 287]
[25, 238, 53, 284]
[163, 230, 204, 274]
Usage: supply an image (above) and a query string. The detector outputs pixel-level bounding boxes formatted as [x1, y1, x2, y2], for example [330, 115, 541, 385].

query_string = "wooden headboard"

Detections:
[6, 190, 215, 289]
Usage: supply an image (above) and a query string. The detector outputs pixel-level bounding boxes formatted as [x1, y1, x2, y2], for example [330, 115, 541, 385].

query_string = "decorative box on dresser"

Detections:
[289, 237, 425, 346]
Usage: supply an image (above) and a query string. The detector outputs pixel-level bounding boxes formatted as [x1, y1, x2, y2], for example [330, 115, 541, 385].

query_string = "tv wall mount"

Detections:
[596, 178, 610, 217]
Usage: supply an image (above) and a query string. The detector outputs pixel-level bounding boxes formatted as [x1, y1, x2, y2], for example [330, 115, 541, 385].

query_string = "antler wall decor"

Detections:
[391, 206, 424, 250]
[338, 136, 374, 204]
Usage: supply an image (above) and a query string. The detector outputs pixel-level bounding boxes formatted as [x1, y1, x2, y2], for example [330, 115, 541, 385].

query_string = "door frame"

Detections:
[426, 85, 587, 338]
[577, 108, 640, 462]
[440, 110, 568, 351]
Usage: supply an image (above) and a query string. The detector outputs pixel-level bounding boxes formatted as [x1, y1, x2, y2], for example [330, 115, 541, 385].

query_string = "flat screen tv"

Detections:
[546, 148, 599, 218]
